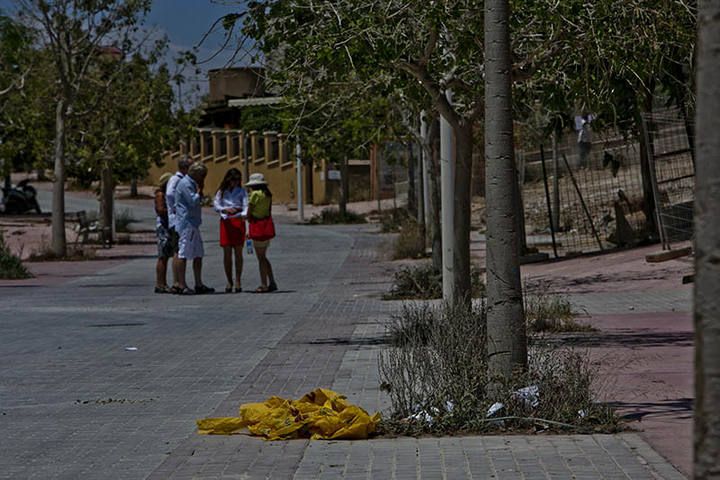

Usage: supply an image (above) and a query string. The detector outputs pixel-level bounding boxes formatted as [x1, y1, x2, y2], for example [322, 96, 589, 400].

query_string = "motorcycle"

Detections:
[1, 179, 42, 214]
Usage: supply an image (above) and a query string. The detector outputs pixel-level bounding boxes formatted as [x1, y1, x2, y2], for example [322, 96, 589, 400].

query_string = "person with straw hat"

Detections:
[154, 172, 175, 293]
[245, 173, 278, 293]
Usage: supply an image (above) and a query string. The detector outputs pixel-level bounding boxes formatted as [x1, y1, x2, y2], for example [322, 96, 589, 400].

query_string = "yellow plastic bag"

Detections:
[197, 388, 381, 440]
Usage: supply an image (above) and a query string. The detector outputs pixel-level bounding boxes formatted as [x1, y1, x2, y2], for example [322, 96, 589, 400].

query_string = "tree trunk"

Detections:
[453, 122, 474, 302]
[51, 99, 67, 257]
[100, 163, 114, 244]
[339, 155, 348, 217]
[130, 178, 138, 198]
[484, 0, 527, 382]
[407, 142, 417, 218]
[694, 2, 720, 477]
[428, 117, 443, 272]
[472, 126, 486, 197]
[637, 88, 658, 238]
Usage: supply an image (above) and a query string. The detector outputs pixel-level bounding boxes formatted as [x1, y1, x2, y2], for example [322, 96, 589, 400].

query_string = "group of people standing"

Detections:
[153, 157, 277, 295]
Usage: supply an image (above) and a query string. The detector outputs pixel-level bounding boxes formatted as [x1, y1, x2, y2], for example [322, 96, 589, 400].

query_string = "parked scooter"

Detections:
[1, 179, 42, 214]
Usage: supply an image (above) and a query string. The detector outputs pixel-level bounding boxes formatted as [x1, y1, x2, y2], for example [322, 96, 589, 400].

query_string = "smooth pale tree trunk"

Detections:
[453, 122, 474, 302]
[428, 117, 443, 272]
[51, 99, 67, 257]
[407, 143, 417, 218]
[694, 2, 720, 477]
[484, 0, 527, 382]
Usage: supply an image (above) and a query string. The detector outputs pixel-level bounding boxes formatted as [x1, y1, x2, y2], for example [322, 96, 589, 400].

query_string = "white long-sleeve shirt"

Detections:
[165, 172, 184, 230]
[213, 186, 248, 220]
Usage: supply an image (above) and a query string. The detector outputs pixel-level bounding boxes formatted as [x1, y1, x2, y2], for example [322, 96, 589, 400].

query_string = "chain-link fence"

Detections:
[641, 109, 695, 250]
[519, 128, 650, 256]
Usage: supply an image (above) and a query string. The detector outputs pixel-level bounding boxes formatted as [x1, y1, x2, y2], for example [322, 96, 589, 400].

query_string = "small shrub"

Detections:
[114, 208, 138, 233]
[379, 302, 619, 435]
[0, 231, 32, 279]
[309, 207, 367, 225]
[378, 208, 412, 233]
[384, 262, 485, 300]
[391, 218, 426, 259]
[525, 281, 593, 332]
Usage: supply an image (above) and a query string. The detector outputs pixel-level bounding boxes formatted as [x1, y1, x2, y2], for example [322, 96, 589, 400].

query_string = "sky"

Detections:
[0, 0, 253, 106]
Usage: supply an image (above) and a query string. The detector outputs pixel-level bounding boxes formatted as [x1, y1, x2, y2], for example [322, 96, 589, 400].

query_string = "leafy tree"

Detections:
[238, 0, 493, 302]
[16, 0, 152, 256]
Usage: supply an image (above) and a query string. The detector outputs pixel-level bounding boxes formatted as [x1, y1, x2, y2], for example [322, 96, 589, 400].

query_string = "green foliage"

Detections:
[308, 207, 366, 225]
[0, 231, 32, 279]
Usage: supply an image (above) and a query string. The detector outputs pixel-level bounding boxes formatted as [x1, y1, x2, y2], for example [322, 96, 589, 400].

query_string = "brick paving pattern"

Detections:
[0, 210, 688, 479]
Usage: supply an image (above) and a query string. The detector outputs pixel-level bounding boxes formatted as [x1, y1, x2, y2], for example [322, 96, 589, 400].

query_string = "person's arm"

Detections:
[213, 191, 223, 214]
[240, 189, 249, 217]
[165, 179, 176, 213]
[154, 191, 167, 217]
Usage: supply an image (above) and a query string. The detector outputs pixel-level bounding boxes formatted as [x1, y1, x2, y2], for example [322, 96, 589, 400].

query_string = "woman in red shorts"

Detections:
[213, 168, 248, 293]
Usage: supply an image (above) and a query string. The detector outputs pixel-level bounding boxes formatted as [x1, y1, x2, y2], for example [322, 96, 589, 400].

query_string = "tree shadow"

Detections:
[611, 398, 694, 421]
[537, 330, 693, 348]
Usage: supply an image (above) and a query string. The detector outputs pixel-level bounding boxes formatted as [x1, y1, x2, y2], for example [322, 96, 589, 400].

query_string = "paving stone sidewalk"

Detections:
[1, 218, 688, 479]
[147, 225, 686, 480]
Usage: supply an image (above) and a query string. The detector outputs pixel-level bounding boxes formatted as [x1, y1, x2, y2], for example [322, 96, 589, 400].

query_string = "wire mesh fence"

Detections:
[641, 109, 695, 250]
[518, 128, 650, 256]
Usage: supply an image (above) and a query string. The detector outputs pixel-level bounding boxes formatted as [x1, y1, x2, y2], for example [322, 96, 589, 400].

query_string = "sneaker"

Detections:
[195, 285, 215, 295]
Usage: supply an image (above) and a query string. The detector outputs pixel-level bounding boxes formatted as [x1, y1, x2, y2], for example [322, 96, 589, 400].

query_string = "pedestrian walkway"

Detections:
[0, 217, 688, 479]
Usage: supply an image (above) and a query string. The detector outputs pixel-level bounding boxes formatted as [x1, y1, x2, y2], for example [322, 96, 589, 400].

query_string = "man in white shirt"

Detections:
[165, 155, 192, 293]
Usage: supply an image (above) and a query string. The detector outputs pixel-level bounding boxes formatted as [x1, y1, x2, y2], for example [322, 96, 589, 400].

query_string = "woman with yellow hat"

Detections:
[154, 172, 175, 293]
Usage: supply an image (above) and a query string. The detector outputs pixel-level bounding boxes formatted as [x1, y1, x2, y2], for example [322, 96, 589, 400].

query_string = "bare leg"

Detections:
[222, 246, 233, 288]
[193, 257, 203, 288]
[172, 254, 180, 288]
[255, 247, 268, 288]
[177, 258, 188, 290]
[156, 257, 168, 288]
[233, 245, 243, 289]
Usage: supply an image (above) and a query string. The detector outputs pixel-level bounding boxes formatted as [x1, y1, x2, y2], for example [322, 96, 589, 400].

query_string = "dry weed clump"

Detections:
[384, 262, 485, 300]
[391, 218, 426, 260]
[525, 281, 594, 332]
[309, 208, 367, 225]
[0, 231, 32, 279]
[378, 302, 619, 436]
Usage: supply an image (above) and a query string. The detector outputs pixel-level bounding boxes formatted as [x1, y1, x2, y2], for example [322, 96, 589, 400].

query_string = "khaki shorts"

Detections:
[252, 239, 271, 249]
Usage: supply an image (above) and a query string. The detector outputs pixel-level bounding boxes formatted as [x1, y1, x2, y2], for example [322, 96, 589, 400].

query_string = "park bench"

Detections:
[74, 210, 98, 245]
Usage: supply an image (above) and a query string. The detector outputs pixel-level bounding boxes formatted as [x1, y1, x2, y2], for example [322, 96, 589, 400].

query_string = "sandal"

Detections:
[268, 283, 278, 292]
[255, 286, 269, 293]
[154, 286, 172, 294]
[177, 287, 194, 295]
[225, 286, 233, 293]
[195, 285, 215, 295]
[170, 286, 182, 294]
[234, 287, 243, 293]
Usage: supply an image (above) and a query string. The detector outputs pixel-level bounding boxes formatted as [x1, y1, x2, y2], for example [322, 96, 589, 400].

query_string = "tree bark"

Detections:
[428, 117, 443, 272]
[484, 0, 527, 382]
[453, 122, 474, 302]
[51, 98, 67, 257]
[100, 162, 114, 244]
[339, 155, 348, 217]
[407, 142, 417, 218]
[694, 2, 720, 477]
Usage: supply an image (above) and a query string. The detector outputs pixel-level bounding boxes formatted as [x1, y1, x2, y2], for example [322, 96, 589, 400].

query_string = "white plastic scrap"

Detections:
[409, 411, 434, 425]
[578, 409, 588, 419]
[513, 385, 539, 408]
[487, 402, 504, 417]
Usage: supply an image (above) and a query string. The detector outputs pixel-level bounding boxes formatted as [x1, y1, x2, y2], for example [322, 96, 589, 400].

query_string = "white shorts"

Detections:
[178, 226, 204, 259]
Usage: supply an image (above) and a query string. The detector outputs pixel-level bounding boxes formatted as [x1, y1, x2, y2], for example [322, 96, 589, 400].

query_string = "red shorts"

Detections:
[219, 217, 246, 246]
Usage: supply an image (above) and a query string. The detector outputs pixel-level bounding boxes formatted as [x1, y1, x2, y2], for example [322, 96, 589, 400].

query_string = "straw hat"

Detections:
[245, 173, 267, 187]
[158, 172, 173, 187]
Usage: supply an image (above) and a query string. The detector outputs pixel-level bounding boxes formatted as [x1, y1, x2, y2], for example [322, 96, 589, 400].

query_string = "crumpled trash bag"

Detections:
[196, 388, 381, 440]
